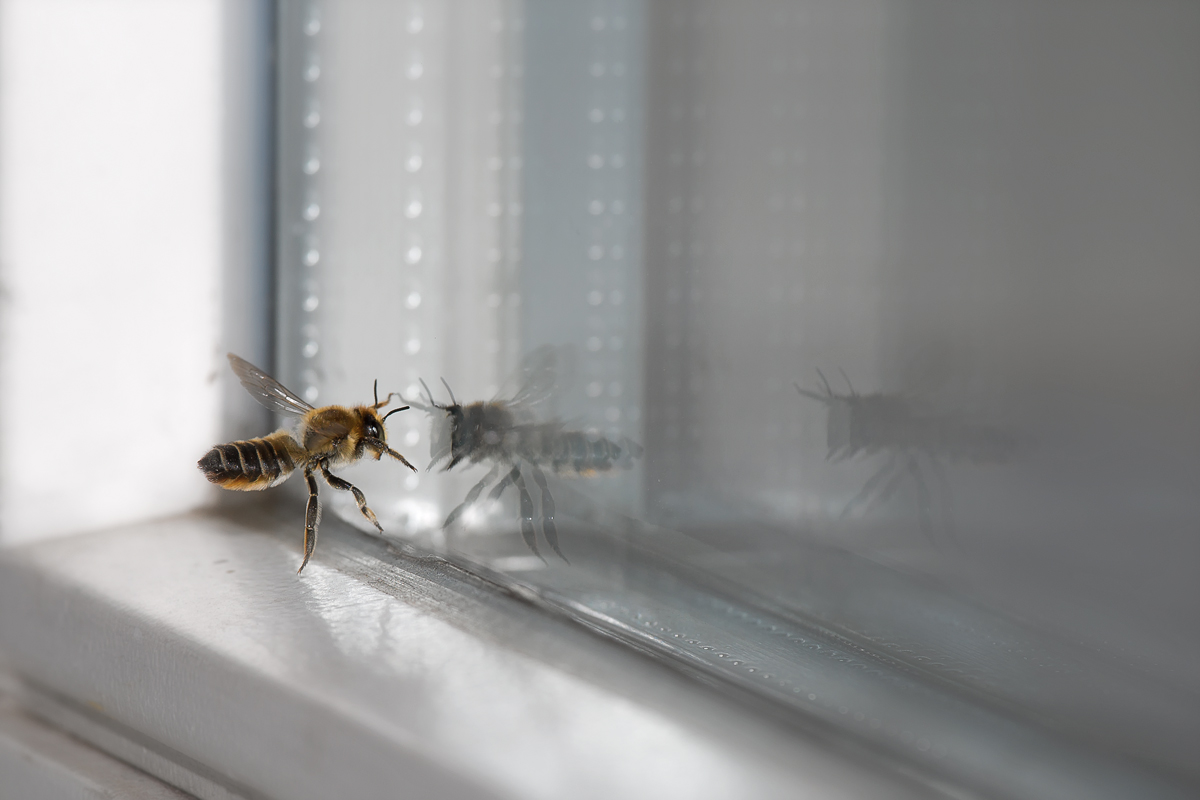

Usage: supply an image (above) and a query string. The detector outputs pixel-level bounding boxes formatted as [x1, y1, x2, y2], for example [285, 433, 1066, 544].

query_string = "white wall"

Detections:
[0, 0, 228, 544]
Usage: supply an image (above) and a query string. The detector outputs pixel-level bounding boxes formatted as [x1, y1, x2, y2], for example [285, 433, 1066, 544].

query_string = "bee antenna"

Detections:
[373, 378, 380, 407]
[418, 378, 442, 409]
[440, 377, 458, 406]
[815, 368, 835, 399]
[382, 405, 410, 422]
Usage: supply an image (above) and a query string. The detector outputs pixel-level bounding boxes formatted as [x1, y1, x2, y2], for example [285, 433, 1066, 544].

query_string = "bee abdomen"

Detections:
[549, 431, 630, 474]
[199, 433, 299, 491]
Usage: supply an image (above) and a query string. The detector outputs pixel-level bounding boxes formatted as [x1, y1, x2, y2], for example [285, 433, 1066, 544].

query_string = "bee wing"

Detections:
[227, 353, 314, 418]
[505, 345, 566, 409]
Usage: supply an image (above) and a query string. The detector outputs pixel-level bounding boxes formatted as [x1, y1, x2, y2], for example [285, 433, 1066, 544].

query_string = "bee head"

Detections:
[362, 408, 387, 442]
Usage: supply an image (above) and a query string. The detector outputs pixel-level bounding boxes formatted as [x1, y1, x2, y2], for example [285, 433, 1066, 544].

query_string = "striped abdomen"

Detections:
[198, 431, 303, 491]
[526, 428, 641, 475]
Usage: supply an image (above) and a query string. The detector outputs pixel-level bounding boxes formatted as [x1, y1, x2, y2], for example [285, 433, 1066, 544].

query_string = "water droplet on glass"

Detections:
[405, 291, 421, 309]
[405, 338, 421, 355]
[587, 290, 603, 306]
[405, 473, 420, 490]
[590, 16, 606, 31]
[590, 62, 605, 77]
[586, 336, 603, 352]
[487, 202, 503, 217]
[407, 62, 424, 80]
[487, 293, 502, 308]
[587, 153, 604, 169]
[304, 158, 320, 175]
[303, 341, 319, 358]
[589, 108, 605, 123]
[305, 386, 319, 402]
[605, 407, 621, 422]
[406, 154, 423, 172]
[588, 245, 604, 260]
[407, 108, 423, 126]
[408, 16, 424, 33]
[304, 19, 321, 36]
[303, 204, 320, 221]
[404, 429, 420, 446]
[304, 249, 320, 266]
[302, 295, 319, 312]
[304, 111, 321, 128]
[588, 200, 605, 215]
[586, 381, 603, 398]
[406, 246, 423, 264]
[405, 201, 423, 219]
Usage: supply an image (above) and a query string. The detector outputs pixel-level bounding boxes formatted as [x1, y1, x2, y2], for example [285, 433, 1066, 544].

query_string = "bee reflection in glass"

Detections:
[796, 369, 1016, 548]
[404, 347, 642, 563]
[199, 354, 416, 572]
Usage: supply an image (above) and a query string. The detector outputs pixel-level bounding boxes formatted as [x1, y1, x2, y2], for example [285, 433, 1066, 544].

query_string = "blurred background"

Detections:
[2, 0, 1198, 797]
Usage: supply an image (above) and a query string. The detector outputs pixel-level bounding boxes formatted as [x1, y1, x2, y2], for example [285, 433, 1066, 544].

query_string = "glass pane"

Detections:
[274, 2, 1200, 797]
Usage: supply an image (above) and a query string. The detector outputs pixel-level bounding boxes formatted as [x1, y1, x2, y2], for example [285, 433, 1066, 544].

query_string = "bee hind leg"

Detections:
[319, 464, 383, 534]
[300, 467, 321, 574]
[510, 468, 545, 564]
[526, 461, 567, 563]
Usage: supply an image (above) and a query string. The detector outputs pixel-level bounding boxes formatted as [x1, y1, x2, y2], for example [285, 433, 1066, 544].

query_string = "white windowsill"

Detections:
[0, 508, 935, 800]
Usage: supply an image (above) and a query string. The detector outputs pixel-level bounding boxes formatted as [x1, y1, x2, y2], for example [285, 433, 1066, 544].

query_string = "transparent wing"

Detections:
[227, 353, 314, 418]
[505, 345, 565, 408]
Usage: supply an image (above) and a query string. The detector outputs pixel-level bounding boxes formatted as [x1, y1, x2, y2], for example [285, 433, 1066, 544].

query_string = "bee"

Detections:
[404, 348, 642, 562]
[796, 369, 1015, 546]
[199, 353, 416, 572]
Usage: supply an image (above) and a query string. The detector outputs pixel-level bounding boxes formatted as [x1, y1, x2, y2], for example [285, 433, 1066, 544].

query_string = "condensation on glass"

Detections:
[275, 2, 1200, 798]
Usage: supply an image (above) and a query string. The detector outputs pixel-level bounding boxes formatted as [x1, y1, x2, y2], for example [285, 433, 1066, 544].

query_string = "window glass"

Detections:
[275, 2, 1200, 796]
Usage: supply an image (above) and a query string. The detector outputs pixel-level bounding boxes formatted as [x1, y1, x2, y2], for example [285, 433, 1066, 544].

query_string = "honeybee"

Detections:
[405, 348, 642, 562]
[199, 354, 416, 572]
[796, 368, 1015, 546]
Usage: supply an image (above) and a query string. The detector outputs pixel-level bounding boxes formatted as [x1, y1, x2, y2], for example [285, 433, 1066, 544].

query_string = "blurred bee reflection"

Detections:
[406, 347, 642, 562]
[796, 369, 1016, 547]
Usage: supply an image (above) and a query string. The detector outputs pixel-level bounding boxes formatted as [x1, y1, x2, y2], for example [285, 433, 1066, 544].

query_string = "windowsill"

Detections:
[0, 508, 938, 800]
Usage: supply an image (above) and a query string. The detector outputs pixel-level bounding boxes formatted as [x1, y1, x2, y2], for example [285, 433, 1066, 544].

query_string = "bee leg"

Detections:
[905, 454, 938, 548]
[488, 466, 543, 562]
[840, 454, 898, 519]
[382, 445, 417, 472]
[510, 467, 545, 564]
[300, 467, 321, 574]
[443, 463, 502, 529]
[923, 455, 958, 550]
[319, 464, 383, 534]
[526, 461, 567, 563]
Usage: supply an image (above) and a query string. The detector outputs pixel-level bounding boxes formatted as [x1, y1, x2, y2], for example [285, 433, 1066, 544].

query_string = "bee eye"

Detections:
[366, 423, 380, 439]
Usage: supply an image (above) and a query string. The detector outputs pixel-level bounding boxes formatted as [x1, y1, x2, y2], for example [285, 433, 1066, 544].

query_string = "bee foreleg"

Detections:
[510, 468, 545, 564]
[443, 463, 502, 529]
[525, 461, 566, 563]
[319, 464, 383, 534]
[382, 445, 417, 472]
[301, 467, 321, 574]
[840, 454, 899, 519]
